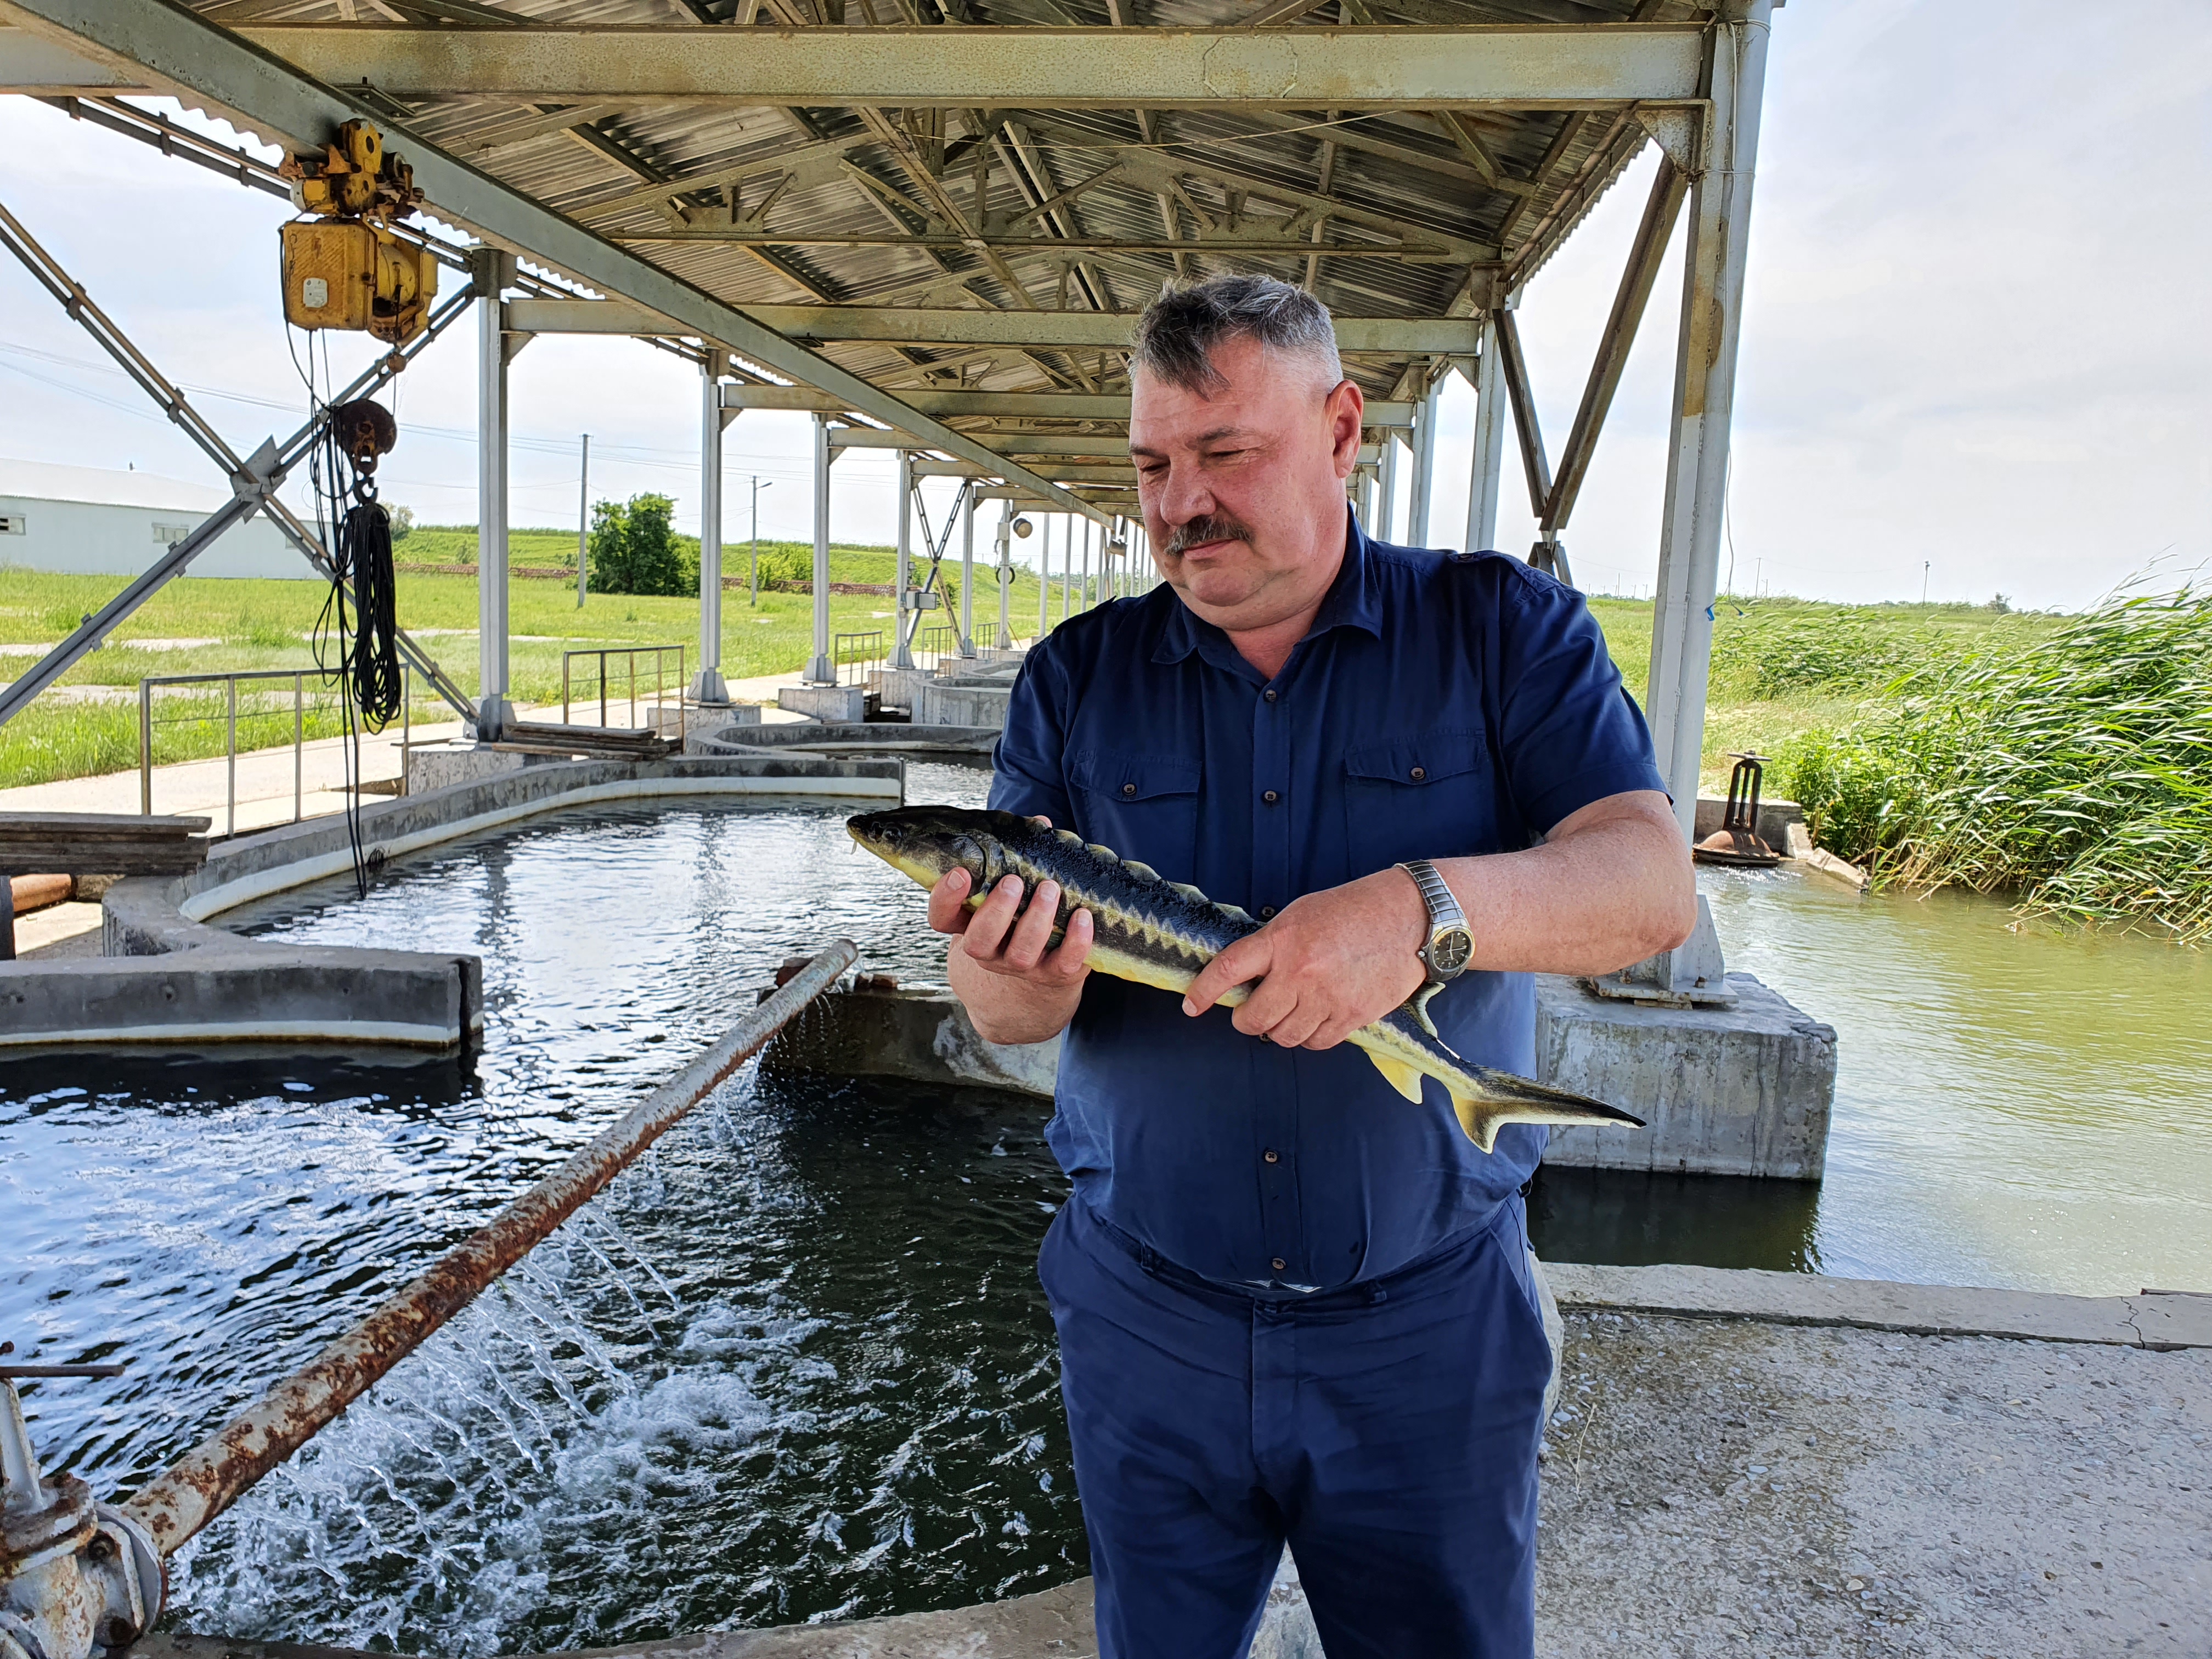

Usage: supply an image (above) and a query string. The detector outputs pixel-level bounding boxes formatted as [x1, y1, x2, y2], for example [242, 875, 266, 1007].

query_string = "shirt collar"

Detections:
[1152, 503, 1385, 667]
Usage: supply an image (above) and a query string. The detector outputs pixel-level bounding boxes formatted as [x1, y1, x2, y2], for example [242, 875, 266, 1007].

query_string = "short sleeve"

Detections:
[986, 645, 1077, 826]
[1493, 574, 1667, 835]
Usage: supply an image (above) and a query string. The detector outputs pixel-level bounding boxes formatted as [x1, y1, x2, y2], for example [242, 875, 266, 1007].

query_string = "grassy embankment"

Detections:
[0, 538, 1088, 788]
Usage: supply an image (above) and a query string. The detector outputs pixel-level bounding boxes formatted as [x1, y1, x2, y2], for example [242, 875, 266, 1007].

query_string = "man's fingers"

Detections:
[1046, 907, 1094, 980]
[960, 874, 1025, 959]
[1001, 878, 1062, 970]
[1231, 972, 1300, 1039]
[927, 867, 975, 935]
[1301, 1015, 1361, 1052]
[1270, 1005, 1328, 1052]
[1183, 933, 1269, 1016]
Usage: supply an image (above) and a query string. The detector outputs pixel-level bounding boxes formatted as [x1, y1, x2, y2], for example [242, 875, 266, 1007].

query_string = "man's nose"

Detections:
[1154, 463, 1216, 527]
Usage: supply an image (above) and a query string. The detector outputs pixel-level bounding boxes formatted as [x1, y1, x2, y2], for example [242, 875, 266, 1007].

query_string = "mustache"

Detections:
[1162, 514, 1259, 558]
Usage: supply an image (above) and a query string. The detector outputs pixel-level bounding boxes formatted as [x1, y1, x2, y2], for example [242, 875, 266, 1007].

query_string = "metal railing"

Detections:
[560, 645, 686, 729]
[914, 624, 960, 673]
[139, 667, 417, 836]
[832, 630, 883, 687]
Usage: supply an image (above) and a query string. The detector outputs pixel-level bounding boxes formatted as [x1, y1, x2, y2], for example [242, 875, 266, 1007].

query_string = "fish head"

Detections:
[846, 805, 1000, 894]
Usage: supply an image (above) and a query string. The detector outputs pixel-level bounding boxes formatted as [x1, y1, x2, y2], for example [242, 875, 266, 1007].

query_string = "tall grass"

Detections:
[1781, 589, 2212, 942]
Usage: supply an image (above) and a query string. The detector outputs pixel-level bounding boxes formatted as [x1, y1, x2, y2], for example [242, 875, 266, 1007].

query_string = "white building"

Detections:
[0, 458, 307, 582]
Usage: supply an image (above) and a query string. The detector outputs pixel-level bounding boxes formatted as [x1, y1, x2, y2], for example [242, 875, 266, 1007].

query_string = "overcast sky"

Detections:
[1, 0, 2205, 610]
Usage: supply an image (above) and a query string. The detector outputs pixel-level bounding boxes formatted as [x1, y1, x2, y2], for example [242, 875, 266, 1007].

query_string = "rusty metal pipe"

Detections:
[121, 939, 860, 1558]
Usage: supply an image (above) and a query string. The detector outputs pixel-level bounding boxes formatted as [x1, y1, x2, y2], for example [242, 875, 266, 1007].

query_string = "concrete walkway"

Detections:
[128, 1269, 2209, 1659]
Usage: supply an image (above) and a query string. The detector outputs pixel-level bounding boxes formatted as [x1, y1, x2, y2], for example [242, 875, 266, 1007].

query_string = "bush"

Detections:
[1780, 587, 2212, 940]
[587, 494, 687, 596]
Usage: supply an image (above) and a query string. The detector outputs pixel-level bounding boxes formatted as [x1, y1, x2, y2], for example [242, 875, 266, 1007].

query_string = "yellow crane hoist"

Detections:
[278, 119, 437, 345]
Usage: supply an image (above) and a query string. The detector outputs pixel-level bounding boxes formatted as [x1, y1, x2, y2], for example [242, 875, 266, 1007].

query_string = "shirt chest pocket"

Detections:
[1068, 748, 1202, 883]
[1340, 727, 1499, 873]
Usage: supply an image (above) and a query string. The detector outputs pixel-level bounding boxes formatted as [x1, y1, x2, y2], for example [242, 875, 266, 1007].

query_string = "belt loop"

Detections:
[1365, 1284, 1388, 1306]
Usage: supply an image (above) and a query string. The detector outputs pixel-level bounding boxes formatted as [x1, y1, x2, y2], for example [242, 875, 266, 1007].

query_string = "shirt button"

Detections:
[1259, 905, 1276, 919]
[1262, 789, 1279, 805]
[1263, 689, 1278, 703]
[1263, 1149, 1280, 1164]
[1410, 765, 1426, 781]
[1271, 1257, 1288, 1272]
[1121, 782, 1137, 796]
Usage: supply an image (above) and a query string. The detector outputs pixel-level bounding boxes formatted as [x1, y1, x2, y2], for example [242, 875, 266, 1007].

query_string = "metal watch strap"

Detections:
[1398, 859, 1465, 943]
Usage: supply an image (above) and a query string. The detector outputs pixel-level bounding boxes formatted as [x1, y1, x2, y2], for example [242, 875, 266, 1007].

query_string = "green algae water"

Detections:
[5, 758, 2209, 1655]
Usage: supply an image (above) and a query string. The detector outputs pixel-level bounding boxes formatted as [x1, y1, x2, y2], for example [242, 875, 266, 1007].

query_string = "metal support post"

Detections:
[891, 448, 916, 668]
[808, 413, 834, 684]
[995, 504, 1014, 650]
[1080, 516, 1092, 611]
[692, 349, 729, 704]
[959, 489, 978, 657]
[1065, 520, 1079, 620]
[473, 246, 515, 741]
[1377, 431, 1401, 543]
[575, 433, 589, 607]
[1408, 368, 1440, 548]
[1465, 318, 1506, 553]
[1037, 514, 1052, 638]
[1646, 0, 1775, 838]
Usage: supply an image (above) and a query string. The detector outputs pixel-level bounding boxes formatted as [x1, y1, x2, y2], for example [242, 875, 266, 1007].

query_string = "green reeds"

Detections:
[1782, 588, 2212, 942]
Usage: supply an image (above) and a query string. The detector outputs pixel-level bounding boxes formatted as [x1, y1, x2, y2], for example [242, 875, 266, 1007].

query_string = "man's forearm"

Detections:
[949, 946, 1086, 1045]
[1435, 794, 1696, 976]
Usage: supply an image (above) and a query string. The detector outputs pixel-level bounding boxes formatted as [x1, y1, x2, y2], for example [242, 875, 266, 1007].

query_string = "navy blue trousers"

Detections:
[1039, 1195, 1551, 1659]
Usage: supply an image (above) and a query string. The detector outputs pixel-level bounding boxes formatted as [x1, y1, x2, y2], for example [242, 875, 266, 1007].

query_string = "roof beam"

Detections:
[0, 0, 1101, 521]
[616, 227, 1469, 261]
[225, 24, 1708, 110]
[507, 296, 1481, 354]
[723, 385, 1417, 422]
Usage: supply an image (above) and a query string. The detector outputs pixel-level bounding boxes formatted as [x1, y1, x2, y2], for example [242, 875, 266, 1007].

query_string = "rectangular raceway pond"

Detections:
[6, 758, 2209, 1655]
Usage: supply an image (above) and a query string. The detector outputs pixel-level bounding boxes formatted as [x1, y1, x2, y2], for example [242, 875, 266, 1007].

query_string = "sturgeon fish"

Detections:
[847, 804, 1645, 1153]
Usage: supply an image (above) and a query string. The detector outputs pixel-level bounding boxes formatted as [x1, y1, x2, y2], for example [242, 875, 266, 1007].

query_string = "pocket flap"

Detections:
[1343, 729, 1482, 787]
[1070, 748, 1201, 801]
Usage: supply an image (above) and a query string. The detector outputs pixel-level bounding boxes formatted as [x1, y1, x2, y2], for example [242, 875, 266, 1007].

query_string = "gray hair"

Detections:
[1131, 274, 1344, 396]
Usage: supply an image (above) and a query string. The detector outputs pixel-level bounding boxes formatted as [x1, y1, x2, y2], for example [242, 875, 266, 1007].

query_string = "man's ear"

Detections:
[1325, 379, 1365, 478]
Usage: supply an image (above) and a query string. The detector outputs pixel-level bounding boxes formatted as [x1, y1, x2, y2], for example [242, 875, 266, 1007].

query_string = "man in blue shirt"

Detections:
[927, 275, 1695, 1657]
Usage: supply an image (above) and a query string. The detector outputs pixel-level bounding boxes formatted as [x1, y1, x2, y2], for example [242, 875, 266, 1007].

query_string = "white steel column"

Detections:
[1080, 518, 1092, 610]
[473, 247, 514, 740]
[994, 504, 1014, 650]
[1465, 317, 1507, 553]
[1037, 514, 1052, 637]
[1376, 432, 1400, 543]
[1408, 368, 1440, 548]
[960, 490, 977, 656]
[891, 447, 915, 668]
[808, 412, 833, 684]
[1646, 0, 1775, 836]
[1064, 519, 1078, 621]
[692, 348, 730, 704]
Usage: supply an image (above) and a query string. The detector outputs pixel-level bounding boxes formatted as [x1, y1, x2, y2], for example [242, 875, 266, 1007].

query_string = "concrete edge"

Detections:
[1545, 1261, 2212, 1351]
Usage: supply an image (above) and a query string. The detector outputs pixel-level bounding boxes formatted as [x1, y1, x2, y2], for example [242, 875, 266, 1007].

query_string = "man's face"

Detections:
[1129, 334, 1365, 633]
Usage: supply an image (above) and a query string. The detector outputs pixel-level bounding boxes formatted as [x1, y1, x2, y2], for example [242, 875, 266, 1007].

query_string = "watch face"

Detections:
[1430, 928, 1474, 974]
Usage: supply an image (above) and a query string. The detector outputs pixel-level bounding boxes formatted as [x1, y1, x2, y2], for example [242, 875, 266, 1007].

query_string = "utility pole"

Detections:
[1922, 560, 1931, 606]
[575, 434, 589, 607]
[748, 475, 772, 606]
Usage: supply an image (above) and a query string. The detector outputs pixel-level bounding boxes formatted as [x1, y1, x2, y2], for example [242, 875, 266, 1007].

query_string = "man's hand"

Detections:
[929, 816, 1093, 1046]
[1180, 866, 1426, 1049]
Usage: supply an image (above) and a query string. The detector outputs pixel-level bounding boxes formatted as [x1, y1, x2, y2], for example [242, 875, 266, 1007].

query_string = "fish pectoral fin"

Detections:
[1368, 1052, 1428, 1104]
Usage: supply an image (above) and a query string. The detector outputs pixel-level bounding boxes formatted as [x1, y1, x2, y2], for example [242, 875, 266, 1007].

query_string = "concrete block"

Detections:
[916, 681, 1011, 728]
[404, 741, 524, 796]
[872, 665, 932, 713]
[1694, 792, 1804, 850]
[1536, 972, 1835, 1180]
[778, 684, 868, 723]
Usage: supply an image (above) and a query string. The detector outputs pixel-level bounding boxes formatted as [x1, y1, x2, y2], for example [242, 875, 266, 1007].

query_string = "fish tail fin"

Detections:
[1449, 1075, 1645, 1154]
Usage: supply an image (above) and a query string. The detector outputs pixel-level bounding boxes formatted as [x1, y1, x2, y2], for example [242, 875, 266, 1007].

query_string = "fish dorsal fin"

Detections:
[1086, 843, 1118, 861]
[1368, 1052, 1427, 1105]
[1122, 860, 1160, 883]
[1216, 903, 1255, 924]
[1056, 828, 1083, 845]
[1170, 882, 1206, 902]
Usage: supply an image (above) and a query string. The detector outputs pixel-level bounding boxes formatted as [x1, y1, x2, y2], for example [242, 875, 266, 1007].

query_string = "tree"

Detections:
[386, 503, 415, 542]
[586, 493, 687, 596]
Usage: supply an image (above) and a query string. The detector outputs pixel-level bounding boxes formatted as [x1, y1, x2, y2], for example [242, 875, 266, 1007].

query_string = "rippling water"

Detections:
[6, 757, 2208, 1653]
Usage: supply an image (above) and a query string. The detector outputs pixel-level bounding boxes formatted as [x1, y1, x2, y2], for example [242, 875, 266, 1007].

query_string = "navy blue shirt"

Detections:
[988, 512, 1665, 1292]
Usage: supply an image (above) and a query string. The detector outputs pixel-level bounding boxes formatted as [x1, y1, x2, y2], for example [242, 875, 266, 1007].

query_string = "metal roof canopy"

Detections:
[0, 0, 1773, 811]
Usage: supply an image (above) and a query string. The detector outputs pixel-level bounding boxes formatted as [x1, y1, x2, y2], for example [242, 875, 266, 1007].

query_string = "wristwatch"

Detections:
[1397, 859, 1472, 1037]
